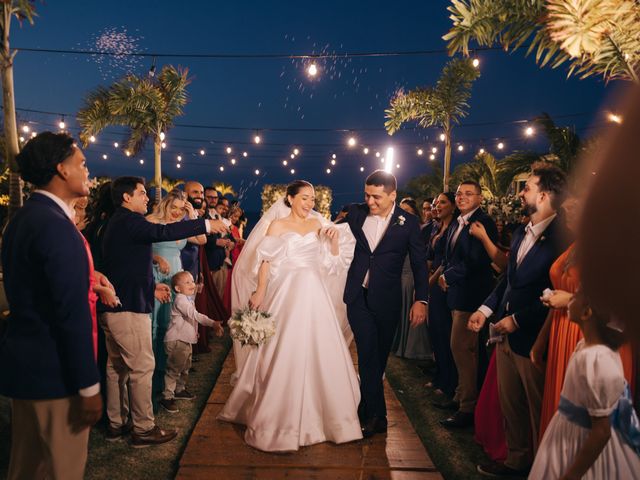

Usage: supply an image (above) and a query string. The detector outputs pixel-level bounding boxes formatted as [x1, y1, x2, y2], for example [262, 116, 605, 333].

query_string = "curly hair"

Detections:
[16, 132, 75, 187]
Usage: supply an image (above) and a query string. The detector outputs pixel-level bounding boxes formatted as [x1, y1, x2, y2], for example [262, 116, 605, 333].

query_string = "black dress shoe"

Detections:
[477, 462, 529, 478]
[440, 410, 474, 428]
[431, 399, 459, 411]
[361, 416, 388, 438]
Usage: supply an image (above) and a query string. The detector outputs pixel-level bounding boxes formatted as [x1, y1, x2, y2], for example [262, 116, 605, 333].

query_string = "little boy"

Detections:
[160, 271, 223, 413]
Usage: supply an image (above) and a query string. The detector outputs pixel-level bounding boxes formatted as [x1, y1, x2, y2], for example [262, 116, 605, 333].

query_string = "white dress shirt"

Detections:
[449, 207, 479, 249]
[478, 213, 557, 324]
[34, 190, 100, 398]
[165, 293, 217, 344]
[362, 204, 395, 287]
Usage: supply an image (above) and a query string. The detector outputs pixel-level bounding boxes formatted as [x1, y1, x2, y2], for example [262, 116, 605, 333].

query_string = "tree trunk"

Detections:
[1, 5, 22, 219]
[443, 127, 452, 192]
[154, 135, 162, 203]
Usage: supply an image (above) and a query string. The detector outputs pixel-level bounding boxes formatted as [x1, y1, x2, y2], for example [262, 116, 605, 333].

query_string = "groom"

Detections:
[345, 170, 429, 437]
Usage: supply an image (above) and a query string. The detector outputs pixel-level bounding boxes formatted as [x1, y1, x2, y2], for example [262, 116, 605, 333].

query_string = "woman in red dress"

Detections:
[223, 206, 245, 312]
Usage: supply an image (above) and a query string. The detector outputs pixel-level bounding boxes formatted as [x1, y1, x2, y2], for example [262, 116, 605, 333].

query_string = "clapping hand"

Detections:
[154, 284, 172, 303]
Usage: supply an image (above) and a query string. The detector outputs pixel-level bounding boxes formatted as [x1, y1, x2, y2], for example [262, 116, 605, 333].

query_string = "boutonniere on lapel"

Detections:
[395, 215, 406, 226]
[540, 235, 546, 242]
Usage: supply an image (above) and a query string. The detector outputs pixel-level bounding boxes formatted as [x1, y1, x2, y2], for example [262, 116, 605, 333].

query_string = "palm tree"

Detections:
[1, 1, 37, 218]
[148, 175, 184, 195]
[451, 151, 502, 198]
[385, 57, 480, 191]
[400, 165, 446, 199]
[77, 65, 191, 201]
[212, 182, 236, 197]
[443, 0, 639, 83]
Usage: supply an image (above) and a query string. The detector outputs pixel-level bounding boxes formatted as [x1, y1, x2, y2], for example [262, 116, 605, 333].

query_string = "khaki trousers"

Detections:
[8, 397, 89, 480]
[100, 312, 155, 434]
[210, 266, 228, 298]
[163, 340, 193, 399]
[497, 338, 545, 471]
[450, 310, 478, 413]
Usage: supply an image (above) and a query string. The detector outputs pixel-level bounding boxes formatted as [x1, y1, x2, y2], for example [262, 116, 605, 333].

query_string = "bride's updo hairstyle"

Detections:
[284, 180, 314, 207]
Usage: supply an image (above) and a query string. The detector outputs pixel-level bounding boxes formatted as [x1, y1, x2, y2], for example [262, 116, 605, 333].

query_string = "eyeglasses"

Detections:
[455, 192, 480, 198]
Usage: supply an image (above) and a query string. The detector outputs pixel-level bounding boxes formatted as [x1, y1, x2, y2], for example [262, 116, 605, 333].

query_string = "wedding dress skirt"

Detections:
[218, 231, 363, 452]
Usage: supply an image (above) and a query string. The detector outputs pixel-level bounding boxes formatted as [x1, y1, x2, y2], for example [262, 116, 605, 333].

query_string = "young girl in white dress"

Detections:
[529, 290, 640, 479]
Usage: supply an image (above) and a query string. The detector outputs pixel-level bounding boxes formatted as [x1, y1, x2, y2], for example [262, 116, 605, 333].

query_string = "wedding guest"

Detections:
[160, 271, 223, 413]
[204, 187, 219, 218]
[531, 191, 636, 440]
[469, 163, 568, 477]
[420, 197, 436, 245]
[426, 192, 459, 402]
[100, 176, 227, 447]
[392, 198, 432, 360]
[73, 195, 89, 231]
[181, 181, 206, 279]
[223, 205, 246, 311]
[1, 132, 102, 479]
[84, 181, 115, 272]
[204, 204, 234, 298]
[529, 290, 640, 479]
[147, 190, 207, 398]
[439, 181, 498, 428]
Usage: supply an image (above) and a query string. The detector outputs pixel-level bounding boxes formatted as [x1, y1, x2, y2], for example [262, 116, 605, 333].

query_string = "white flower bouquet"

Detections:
[228, 306, 276, 347]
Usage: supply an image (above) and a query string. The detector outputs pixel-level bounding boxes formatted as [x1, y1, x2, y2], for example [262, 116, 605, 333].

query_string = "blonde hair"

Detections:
[147, 189, 186, 223]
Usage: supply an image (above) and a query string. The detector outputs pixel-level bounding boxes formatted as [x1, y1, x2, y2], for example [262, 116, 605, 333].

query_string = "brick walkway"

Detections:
[177, 346, 442, 479]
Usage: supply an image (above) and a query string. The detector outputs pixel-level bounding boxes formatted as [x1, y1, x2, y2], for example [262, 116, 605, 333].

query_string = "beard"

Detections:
[522, 201, 537, 217]
[188, 197, 203, 209]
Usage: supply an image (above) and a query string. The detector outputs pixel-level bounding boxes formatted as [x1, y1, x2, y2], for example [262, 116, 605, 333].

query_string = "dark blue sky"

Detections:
[11, 0, 612, 213]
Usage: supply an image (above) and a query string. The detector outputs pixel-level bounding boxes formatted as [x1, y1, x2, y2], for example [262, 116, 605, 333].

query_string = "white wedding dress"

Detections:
[217, 226, 363, 452]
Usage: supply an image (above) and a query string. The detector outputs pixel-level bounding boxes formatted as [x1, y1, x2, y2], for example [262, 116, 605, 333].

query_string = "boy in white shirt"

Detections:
[160, 271, 223, 413]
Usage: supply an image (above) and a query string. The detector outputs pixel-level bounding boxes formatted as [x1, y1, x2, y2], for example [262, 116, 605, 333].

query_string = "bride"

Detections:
[217, 180, 363, 452]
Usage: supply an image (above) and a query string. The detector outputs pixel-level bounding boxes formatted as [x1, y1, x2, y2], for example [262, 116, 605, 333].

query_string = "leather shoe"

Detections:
[431, 399, 459, 411]
[477, 462, 529, 478]
[131, 425, 178, 448]
[440, 411, 474, 428]
[361, 416, 388, 438]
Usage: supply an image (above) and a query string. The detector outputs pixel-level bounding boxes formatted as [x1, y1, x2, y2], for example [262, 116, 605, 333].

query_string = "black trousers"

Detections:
[347, 288, 401, 421]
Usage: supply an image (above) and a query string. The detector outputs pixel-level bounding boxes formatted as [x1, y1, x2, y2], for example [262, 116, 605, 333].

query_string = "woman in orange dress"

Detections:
[531, 196, 635, 441]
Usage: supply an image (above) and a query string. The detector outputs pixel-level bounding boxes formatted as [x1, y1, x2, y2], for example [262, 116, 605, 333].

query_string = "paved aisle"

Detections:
[177, 346, 442, 479]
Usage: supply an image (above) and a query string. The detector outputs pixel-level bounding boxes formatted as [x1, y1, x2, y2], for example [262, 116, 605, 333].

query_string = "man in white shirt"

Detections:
[468, 163, 568, 478]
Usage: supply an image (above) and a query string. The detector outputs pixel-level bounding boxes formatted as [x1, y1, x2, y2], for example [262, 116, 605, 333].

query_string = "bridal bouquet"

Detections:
[228, 306, 276, 346]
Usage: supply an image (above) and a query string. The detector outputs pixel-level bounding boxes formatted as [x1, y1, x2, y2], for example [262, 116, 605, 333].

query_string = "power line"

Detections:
[13, 44, 507, 60]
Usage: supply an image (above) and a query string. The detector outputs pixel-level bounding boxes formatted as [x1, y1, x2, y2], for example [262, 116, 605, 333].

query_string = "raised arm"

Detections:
[469, 221, 508, 271]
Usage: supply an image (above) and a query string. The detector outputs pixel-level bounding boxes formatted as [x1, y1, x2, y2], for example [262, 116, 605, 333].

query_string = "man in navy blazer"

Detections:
[438, 180, 498, 428]
[0, 132, 102, 479]
[344, 170, 428, 437]
[469, 163, 568, 477]
[101, 176, 228, 447]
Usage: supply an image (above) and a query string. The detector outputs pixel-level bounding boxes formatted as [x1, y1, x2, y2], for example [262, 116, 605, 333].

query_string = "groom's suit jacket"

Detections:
[482, 217, 567, 357]
[0, 193, 99, 399]
[344, 203, 428, 313]
[441, 208, 498, 312]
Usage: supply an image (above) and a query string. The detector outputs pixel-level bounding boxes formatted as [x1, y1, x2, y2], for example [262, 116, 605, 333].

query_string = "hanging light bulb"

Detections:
[293, 148, 300, 155]
[102, 154, 108, 160]
[254, 134, 261, 144]
[21, 125, 30, 133]
[231, 158, 236, 165]
[525, 126, 534, 137]
[307, 62, 318, 77]
[19, 136, 24, 142]
[608, 113, 623, 124]
[360, 166, 365, 172]
[177, 155, 182, 162]
[219, 166, 224, 172]
[159, 132, 166, 141]
[479, 148, 485, 154]
[58, 119, 66, 130]
[432, 147, 437, 154]
[139, 159, 144, 165]
[161, 142, 167, 149]
[497, 142, 505, 150]
[113, 142, 119, 148]
[457, 145, 464, 152]
[125, 150, 131, 157]
[375, 151, 380, 158]
[200, 149, 205, 156]
[331, 159, 336, 165]
[429, 154, 435, 161]
[290, 168, 296, 174]
[283, 160, 288, 166]
[177, 163, 181, 169]
[226, 146, 232, 154]
[472, 57, 480, 68]
[31, 131, 37, 138]
[439, 133, 445, 142]
[89, 135, 96, 143]
[363, 147, 369, 154]
[326, 168, 331, 174]
[243, 151, 248, 157]
[347, 136, 356, 147]
[332, 153, 337, 159]
[290, 154, 295, 159]
[254, 169, 260, 175]
[417, 149, 423, 156]
[396, 164, 400, 169]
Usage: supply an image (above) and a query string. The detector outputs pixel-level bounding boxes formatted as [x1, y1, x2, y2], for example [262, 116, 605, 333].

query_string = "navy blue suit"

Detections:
[102, 207, 208, 314]
[483, 218, 568, 357]
[0, 193, 99, 399]
[344, 204, 428, 420]
[442, 208, 498, 312]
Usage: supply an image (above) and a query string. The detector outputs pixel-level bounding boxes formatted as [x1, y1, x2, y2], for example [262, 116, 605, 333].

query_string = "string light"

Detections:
[332, 153, 337, 159]
[497, 142, 504, 150]
[307, 62, 318, 77]
[139, 159, 144, 164]
[360, 166, 365, 172]
[608, 113, 623, 124]
[125, 150, 131, 157]
[290, 153, 295, 159]
[177, 163, 181, 169]
[19, 136, 24, 142]
[331, 159, 336, 165]
[30, 131, 37, 138]
[231, 158, 236, 165]
[380, 157, 385, 163]
[293, 148, 300, 155]
[200, 149, 205, 155]
[472, 57, 480, 68]
[457, 145, 464, 152]
[219, 166, 224, 171]
[102, 154, 107, 160]
[417, 149, 423, 156]
[282, 160, 288, 166]
[58, 119, 66, 130]
[254, 169, 260, 175]
[161, 142, 167, 149]
[375, 151, 380, 158]
[226, 146, 232, 154]
[479, 148, 485, 154]
[159, 132, 166, 141]
[432, 147, 437, 154]
[254, 134, 262, 144]
[21, 125, 30, 133]
[89, 135, 96, 143]
[525, 126, 534, 136]
[429, 154, 435, 161]
[326, 168, 331, 174]
[347, 136, 357, 147]
[113, 142, 119, 148]
[290, 168, 295, 174]
[243, 151, 248, 157]
[439, 134, 445, 141]
[177, 155, 182, 161]
[363, 147, 369, 154]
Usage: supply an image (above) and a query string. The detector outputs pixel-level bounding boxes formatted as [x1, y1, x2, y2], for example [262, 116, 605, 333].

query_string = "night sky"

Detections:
[11, 0, 613, 215]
